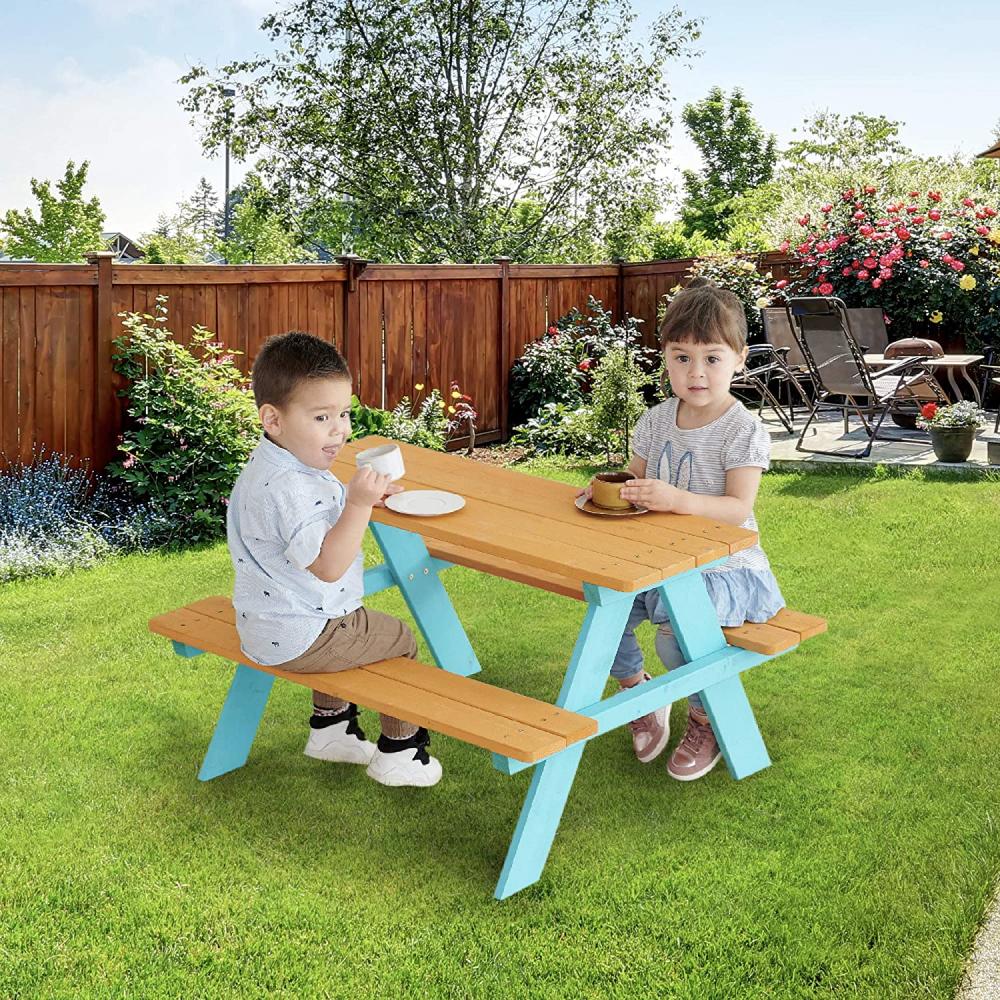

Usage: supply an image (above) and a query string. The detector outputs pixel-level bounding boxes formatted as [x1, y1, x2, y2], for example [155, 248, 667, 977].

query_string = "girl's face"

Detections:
[664, 338, 748, 416]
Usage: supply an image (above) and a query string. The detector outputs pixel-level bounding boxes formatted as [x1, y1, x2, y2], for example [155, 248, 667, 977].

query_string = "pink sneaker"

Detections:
[626, 672, 671, 764]
[667, 707, 722, 781]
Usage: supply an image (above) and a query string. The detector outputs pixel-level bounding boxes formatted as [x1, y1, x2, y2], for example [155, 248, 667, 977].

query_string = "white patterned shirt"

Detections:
[226, 436, 363, 665]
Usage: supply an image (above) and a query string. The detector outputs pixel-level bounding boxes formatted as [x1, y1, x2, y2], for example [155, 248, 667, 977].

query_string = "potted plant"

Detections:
[916, 400, 983, 462]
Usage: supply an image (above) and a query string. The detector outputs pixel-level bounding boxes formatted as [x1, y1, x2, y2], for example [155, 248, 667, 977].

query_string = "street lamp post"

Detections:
[222, 86, 236, 259]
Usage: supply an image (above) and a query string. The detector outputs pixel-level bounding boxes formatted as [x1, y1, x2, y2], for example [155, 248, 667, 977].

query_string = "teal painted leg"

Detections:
[370, 522, 480, 677]
[657, 572, 770, 780]
[494, 584, 634, 899]
[198, 664, 275, 781]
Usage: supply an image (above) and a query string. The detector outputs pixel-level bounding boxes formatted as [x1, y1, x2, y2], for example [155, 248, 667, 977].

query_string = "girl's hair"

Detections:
[658, 284, 747, 353]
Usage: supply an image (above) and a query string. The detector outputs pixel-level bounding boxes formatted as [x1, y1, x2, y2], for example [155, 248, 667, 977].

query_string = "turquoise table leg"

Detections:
[370, 522, 481, 677]
[198, 664, 275, 781]
[657, 573, 770, 780]
[494, 584, 635, 899]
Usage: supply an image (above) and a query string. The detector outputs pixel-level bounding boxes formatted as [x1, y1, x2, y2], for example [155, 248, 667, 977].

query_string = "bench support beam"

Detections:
[198, 664, 275, 781]
[370, 523, 481, 677]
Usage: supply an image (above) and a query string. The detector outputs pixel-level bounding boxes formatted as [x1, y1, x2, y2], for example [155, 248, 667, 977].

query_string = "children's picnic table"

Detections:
[331, 437, 785, 899]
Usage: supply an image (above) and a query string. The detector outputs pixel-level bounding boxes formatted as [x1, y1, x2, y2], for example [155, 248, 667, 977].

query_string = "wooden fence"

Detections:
[0, 251, 794, 469]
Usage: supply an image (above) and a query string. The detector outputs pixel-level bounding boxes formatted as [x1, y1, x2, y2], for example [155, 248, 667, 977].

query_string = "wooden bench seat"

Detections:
[149, 597, 597, 764]
[425, 540, 827, 655]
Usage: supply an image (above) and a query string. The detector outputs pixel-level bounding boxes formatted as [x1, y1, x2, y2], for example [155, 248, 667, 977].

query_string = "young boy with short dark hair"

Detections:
[226, 331, 442, 787]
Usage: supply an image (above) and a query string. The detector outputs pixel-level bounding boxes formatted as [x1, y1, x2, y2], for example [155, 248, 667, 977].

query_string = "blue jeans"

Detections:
[610, 590, 703, 711]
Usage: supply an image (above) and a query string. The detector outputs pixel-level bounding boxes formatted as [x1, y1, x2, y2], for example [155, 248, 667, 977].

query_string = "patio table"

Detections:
[864, 353, 985, 404]
[332, 437, 774, 899]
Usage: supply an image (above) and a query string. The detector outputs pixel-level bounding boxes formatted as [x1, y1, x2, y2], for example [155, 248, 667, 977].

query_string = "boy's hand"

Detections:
[346, 466, 393, 509]
[372, 482, 404, 508]
[620, 478, 686, 513]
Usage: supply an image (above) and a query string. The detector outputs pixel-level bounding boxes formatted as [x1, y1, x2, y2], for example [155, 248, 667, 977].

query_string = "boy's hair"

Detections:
[659, 285, 747, 353]
[251, 332, 351, 408]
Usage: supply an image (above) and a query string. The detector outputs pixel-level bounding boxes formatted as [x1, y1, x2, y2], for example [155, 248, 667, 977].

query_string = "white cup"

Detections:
[355, 443, 406, 481]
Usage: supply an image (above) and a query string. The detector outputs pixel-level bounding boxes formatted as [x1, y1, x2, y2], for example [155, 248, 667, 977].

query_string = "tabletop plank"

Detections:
[344, 437, 756, 554]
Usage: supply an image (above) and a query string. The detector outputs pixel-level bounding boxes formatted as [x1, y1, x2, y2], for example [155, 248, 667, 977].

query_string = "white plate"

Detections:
[385, 490, 466, 517]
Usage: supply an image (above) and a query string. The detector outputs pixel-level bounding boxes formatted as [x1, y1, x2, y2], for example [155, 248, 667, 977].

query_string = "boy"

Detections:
[226, 331, 442, 787]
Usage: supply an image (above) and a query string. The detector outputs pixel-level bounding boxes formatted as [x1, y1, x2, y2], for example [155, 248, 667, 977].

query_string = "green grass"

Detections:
[2, 462, 999, 999]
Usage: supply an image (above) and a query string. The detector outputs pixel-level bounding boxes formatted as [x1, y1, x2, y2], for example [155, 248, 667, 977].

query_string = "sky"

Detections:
[1, 0, 998, 237]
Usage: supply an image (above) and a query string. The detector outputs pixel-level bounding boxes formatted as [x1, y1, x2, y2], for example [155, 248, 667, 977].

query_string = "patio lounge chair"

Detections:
[785, 296, 949, 459]
[979, 346, 1000, 433]
[730, 344, 805, 432]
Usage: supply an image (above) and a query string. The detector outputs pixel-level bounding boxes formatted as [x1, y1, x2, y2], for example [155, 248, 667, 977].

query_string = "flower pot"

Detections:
[929, 426, 976, 462]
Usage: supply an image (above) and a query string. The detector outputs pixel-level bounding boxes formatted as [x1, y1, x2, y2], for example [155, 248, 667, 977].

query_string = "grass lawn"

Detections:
[2, 461, 999, 999]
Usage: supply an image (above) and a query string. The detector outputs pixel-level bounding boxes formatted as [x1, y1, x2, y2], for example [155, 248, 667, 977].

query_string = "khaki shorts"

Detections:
[279, 607, 417, 675]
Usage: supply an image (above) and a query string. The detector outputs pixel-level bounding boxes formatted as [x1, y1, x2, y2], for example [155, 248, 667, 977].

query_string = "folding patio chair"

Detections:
[731, 345, 806, 432]
[978, 346, 1000, 433]
[846, 307, 890, 354]
[760, 307, 817, 409]
[785, 296, 949, 459]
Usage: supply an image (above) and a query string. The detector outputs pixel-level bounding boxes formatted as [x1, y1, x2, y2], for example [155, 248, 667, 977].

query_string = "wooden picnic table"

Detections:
[330, 437, 778, 898]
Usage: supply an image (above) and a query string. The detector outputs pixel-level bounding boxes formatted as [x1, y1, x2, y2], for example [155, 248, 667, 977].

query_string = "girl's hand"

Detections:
[574, 484, 593, 500]
[620, 478, 686, 512]
[372, 482, 404, 508]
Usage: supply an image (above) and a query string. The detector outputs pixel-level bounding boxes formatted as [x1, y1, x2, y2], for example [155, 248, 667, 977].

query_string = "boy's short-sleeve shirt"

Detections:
[631, 398, 772, 574]
[226, 436, 363, 665]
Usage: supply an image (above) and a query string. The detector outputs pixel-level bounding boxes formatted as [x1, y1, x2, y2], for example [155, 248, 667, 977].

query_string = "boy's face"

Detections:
[259, 376, 353, 470]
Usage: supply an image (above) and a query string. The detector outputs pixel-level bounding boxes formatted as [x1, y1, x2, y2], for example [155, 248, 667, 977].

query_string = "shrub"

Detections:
[585, 344, 653, 463]
[109, 298, 259, 544]
[783, 186, 1000, 349]
[384, 386, 449, 450]
[351, 395, 392, 439]
[0, 451, 163, 582]
[509, 403, 599, 457]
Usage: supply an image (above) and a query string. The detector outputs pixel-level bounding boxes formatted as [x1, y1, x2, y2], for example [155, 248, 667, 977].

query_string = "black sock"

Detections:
[309, 703, 366, 742]
[377, 727, 431, 763]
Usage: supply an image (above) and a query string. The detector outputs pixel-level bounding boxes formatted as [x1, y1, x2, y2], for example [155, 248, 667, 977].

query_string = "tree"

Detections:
[0, 161, 106, 262]
[215, 174, 310, 264]
[180, 177, 222, 247]
[181, 0, 701, 263]
[679, 87, 776, 241]
[784, 111, 911, 172]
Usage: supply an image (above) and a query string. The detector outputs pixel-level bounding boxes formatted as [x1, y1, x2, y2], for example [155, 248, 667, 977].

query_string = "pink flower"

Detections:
[918, 259, 930, 268]
[984, 207, 997, 218]
[928, 209, 942, 221]
[942, 253, 953, 263]
[798, 214, 810, 226]
[859, 224, 875, 237]
[906, 205, 918, 214]
[577, 359, 592, 371]
[222, 498, 229, 506]
[913, 215, 926, 224]
[863, 257, 877, 269]
[977, 225, 990, 236]
[963, 197, 976, 207]
[928, 191, 942, 202]
[939, 230, 953, 240]
[547, 325, 558, 335]
[864, 185, 877, 194]
[842, 188, 856, 201]
[779, 240, 790, 253]
[896, 228, 910, 240]
[857, 269, 870, 280]
[872, 278, 882, 289]
[879, 267, 893, 280]
[820, 203, 833, 213]
[818, 282, 834, 295]
[909, 191, 920, 199]
[798, 241, 812, 255]
[853, 210, 866, 221]
[775, 279, 789, 289]
[950, 260, 965, 271]
[842, 266, 853, 276]
[122, 456, 135, 469]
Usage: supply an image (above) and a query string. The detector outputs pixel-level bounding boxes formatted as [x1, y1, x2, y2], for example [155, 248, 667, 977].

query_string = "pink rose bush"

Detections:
[780, 187, 1000, 350]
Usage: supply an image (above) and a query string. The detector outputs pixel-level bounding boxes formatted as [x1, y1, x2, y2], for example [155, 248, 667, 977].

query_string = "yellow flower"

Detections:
[929, 311, 943, 324]
[739, 260, 755, 271]
[755, 297, 769, 309]
[451, 390, 461, 398]
[970, 244, 980, 256]
[959, 274, 977, 291]
[670, 284, 682, 294]
[991, 231, 1000, 245]
[447, 405, 456, 413]
[415, 383, 424, 390]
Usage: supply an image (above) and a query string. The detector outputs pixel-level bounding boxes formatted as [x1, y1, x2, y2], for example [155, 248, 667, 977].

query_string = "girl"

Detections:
[583, 283, 785, 781]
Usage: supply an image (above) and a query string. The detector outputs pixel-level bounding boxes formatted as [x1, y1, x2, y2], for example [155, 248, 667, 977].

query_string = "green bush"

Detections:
[584, 344, 653, 462]
[350, 395, 392, 439]
[383, 388, 449, 450]
[509, 402, 599, 457]
[109, 298, 259, 544]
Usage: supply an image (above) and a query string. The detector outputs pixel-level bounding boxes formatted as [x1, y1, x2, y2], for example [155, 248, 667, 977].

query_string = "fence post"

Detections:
[86, 251, 116, 468]
[614, 256, 626, 324]
[337, 254, 371, 395]
[494, 256, 511, 438]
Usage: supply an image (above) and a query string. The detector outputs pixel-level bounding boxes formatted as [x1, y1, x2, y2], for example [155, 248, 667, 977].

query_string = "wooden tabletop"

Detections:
[864, 353, 984, 367]
[331, 436, 757, 593]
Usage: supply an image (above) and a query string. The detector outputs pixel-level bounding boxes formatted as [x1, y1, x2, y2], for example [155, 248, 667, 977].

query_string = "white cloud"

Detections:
[0, 52, 246, 236]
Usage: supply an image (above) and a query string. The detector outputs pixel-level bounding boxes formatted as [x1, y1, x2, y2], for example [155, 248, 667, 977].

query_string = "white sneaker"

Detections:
[366, 728, 442, 787]
[304, 717, 377, 765]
